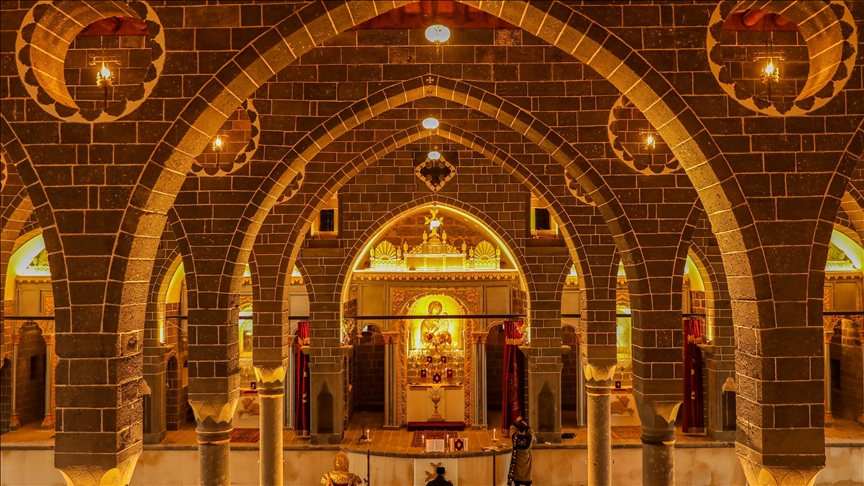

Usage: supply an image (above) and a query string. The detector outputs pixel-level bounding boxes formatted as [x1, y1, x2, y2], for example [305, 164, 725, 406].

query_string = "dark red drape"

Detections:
[682, 319, 704, 433]
[295, 321, 311, 435]
[502, 320, 523, 431]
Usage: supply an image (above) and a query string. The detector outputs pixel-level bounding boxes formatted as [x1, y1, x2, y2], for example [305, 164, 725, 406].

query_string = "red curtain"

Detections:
[295, 321, 311, 435]
[682, 319, 704, 433]
[501, 320, 524, 430]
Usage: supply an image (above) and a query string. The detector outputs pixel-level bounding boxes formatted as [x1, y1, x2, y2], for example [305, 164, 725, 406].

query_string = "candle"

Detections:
[366, 429, 370, 439]
[493, 428, 496, 441]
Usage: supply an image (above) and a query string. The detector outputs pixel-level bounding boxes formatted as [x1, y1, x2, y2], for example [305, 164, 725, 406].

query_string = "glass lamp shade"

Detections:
[425, 24, 451, 44]
[428, 150, 442, 160]
[422, 117, 440, 130]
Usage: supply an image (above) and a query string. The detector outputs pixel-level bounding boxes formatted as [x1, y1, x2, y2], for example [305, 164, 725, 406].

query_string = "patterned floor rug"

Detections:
[411, 431, 458, 447]
[611, 426, 642, 439]
[230, 428, 260, 443]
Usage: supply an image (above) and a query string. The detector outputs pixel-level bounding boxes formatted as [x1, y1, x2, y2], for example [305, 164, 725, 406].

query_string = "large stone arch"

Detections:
[115, 2, 416, 310]
[271, 121, 600, 307]
[456, 1, 768, 300]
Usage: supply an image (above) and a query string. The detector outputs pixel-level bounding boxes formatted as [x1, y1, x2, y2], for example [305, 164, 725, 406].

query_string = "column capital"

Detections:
[737, 455, 823, 486]
[189, 396, 239, 434]
[472, 331, 489, 344]
[583, 362, 616, 389]
[253, 364, 286, 393]
[633, 396, 681, 443]
[56, 454, 140, 486]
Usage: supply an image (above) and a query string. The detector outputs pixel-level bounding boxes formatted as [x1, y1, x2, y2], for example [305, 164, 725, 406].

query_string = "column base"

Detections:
[10, 414, 20, 430]
[41, 413, 55, 429]
[825, 411, 834, 427]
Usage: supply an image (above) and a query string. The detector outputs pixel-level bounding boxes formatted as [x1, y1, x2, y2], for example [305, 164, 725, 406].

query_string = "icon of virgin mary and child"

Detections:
[420, 301, 452, 347]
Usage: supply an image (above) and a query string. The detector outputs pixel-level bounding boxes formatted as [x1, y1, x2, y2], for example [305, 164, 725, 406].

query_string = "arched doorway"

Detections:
[823, 228, 864, 425]
[339, 203, 529, 431]
[5, 231, 55, 431]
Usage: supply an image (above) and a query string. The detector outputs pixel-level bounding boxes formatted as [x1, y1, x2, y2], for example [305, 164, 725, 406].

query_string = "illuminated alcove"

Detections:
[341, 203, 529, 428]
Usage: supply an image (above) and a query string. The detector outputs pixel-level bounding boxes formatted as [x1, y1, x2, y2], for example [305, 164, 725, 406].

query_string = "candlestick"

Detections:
[493, 428, 496, 441]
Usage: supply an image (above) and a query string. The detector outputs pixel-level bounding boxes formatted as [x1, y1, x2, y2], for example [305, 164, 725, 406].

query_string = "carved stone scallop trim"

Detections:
[706, 1, 857, 117]
[191, 100, 261, 177]
[608, 96, 680, 175]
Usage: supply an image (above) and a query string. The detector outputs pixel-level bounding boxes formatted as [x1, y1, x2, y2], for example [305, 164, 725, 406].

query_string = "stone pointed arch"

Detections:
[459, 0, 768, 303]
[270, 122, 599, 306]
[112, 0, 415, 310]
[0, 115, 66, 338]
[234, 76, 639, 313]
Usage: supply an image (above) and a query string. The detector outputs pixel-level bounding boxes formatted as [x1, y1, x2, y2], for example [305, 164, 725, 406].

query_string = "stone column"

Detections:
[584, 363, 615, 486]
[824, 329, 834, 426]
[632, 309, 683, 486]
[472, 332, 488, 428]
[254, 365, 286, 486]
[41, 333, 55, 429]
[285, 336, 296, 430]
[9, 334, 19, 430]
[187, 307, 241, 486]
[860, 328, 864, 425]
[383, 332, 399, 428]
[189, 397, 238, 486]
[637, 400, 680, 486]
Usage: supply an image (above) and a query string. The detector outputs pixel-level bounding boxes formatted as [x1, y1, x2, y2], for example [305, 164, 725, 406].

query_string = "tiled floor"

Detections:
[2, 414, 862, 454]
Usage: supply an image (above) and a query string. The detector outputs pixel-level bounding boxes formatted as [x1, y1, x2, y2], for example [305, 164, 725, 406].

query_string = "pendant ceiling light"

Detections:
[428, 150, 442, 160]
[422, 117, 440, 130]
[425, 24, 451, 44]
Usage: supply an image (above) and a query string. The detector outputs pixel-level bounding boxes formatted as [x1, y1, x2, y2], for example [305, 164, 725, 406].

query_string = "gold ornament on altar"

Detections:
[320, 451, 362, 486]
[367, 208, 501, 272]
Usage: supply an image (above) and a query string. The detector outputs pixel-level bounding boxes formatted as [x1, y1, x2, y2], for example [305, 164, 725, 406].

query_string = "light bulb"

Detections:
[212, 136, 225, 152]
[422, 118, 439, 130]
[644, 133, 656, 151]
[764, 62, 775, 75]
[96, 62, 113, 87]
[425, 24, 451, 44]
[430, 220, 441, 230]
[428, 151, 441, 160]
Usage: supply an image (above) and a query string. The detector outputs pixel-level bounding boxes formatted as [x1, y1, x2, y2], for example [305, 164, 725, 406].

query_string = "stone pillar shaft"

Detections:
[197, 427, 231, 486]
[254, 365, 286, 486]
[642, 438, 675, 486]
[10, 335, 19, 430]
[259, 389, 284, 486]
[824, 335, 833, 425]
[42, 335, 55, 429]
[473, 332, 488, 428]
[860, 331, 864, 425]
[383, 332, 398, 427]
[585, 375, 613, 486]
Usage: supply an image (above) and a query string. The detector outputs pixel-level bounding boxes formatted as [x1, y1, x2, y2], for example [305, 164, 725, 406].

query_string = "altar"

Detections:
[406, 384, 465, 424]
[347, 205, 526, 430]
